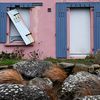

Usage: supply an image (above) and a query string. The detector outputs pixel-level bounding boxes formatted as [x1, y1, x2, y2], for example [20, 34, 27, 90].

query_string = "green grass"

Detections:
[0, 59, 20, 66]
[0, 57, 95, 66]
[45, 57, 94, 65]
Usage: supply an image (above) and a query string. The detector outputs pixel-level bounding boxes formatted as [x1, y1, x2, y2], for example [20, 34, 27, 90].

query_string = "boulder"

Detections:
[27, 77, 58, 100]
[58, 62, 75, 74]
[27, 77, 53, 90]
[88, 64, 100, 73]
[0, 84, 50, 100]
[74, 95, 100, 100]
[60, 71, 100, 100]
[73, 63, 89, 73]
[13, 61, 53, 80]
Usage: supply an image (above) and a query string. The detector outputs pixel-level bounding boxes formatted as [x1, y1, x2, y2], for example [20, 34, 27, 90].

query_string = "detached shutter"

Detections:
[7, 9, 34, 45]
[0, 6, 7, 43]
[56, 4, 67, 58]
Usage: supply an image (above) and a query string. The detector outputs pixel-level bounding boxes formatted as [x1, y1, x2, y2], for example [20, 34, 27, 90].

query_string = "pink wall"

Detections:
[0, 0, 56, 59]
[57, 0, 100, 2]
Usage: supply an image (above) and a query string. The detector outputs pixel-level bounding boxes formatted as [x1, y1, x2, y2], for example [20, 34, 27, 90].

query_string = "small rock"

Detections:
[58, 62, 75, 74]
[94, 69, 100, 77]
[73, 63, 89, 73]
[88, 64, 100, 73]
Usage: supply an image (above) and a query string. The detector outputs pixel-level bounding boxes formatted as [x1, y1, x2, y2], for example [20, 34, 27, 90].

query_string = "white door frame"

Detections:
[67, 8, 94, 59]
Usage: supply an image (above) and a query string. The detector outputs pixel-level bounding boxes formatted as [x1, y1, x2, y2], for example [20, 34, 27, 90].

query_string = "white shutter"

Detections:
[7, 9, 34, 45]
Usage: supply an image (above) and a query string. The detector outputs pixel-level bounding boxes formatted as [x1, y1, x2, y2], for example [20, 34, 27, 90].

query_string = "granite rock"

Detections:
[13, 61, 53, 80]
[73, 63, 89, 73]
[60, 71, 100, 100]
[0, 84, 50, 100]
[74, 95, 100, 100]
[89, 64, 100, 73]
[27, 77, 53, 90]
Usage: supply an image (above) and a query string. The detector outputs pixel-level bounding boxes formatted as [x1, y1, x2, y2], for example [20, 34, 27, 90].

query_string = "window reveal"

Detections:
[7, 8, 34, 45]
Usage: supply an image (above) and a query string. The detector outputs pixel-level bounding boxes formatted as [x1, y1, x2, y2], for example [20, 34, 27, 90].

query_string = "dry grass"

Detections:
[76, 77, 100, 97]
[43, 86, 58, 100]
[43, 65, 67, 82]
[0, 69, 24, 84]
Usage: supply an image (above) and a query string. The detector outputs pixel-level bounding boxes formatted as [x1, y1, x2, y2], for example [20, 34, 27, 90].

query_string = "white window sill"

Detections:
[5, 42, 33, 47]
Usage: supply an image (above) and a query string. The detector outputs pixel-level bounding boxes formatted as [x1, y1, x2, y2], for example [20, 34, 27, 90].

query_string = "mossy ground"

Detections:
[45, 57, 94, 65]
[0, 56, 95, 66]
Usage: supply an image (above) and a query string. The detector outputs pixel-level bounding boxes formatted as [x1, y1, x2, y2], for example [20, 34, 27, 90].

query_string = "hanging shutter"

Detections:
[0, 6, 7, 43]
[56, 4, 67, 58]
[7, 9, 34, 45]
[94, 6, 100, 53]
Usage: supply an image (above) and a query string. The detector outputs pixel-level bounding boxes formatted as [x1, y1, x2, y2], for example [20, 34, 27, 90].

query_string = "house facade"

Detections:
[0, 0, 100, 59]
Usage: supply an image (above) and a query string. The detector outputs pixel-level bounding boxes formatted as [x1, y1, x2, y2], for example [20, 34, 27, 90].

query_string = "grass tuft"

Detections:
[0, 59, 20, 66]
[45, 57, 94, 65]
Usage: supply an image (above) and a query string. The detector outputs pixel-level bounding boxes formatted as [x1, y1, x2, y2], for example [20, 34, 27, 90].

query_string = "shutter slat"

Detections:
[0, 6, 7, 43]
[94, 6, 100, 53]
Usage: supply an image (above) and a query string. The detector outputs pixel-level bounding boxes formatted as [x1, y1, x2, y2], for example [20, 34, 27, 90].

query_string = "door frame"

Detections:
[56, 2, 100, 58]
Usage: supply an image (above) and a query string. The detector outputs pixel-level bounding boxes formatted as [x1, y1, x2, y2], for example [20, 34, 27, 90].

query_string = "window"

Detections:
[0, 3, 42, 44]
[6, 8, 34, 46]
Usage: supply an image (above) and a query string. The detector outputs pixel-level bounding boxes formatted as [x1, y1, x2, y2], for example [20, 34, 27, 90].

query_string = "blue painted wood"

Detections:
[0, 7, 2, 43]
[94, 5, 100, 53]
[56, 2, 100, 57]
[6, 3, 43, 7]
[56, 4, 67, 58]
[0, 5, 7, 43]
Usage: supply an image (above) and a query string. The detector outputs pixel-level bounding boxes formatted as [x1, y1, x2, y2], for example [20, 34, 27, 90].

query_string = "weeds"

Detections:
[0, 48, 24, 60]
[45, 57, 94, 65]
[29, 49, 43, 61]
